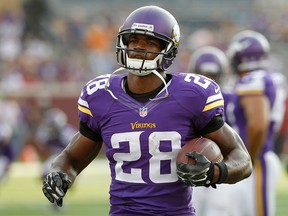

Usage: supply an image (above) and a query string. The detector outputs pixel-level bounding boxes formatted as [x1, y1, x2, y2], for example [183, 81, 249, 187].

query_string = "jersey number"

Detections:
[111, 131, 181, 183]
[184, 74, 211, 89]
[86, 75, 110, 95]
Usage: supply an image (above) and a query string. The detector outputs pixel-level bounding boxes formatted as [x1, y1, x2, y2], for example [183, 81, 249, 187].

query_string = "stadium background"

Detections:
[0, 0, 287, 215]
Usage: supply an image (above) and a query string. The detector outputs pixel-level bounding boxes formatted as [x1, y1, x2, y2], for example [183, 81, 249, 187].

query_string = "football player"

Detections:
[187, 46, 229, 84]
[42, 6, 252, 215]
[225, 30, 283, 216]
[188, 46, 239, 216]
[34, 108, 76, 210]
[34, 108, 77, 180]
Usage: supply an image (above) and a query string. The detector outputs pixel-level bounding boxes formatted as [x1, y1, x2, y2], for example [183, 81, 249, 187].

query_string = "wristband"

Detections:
[215, 161, 228, 184]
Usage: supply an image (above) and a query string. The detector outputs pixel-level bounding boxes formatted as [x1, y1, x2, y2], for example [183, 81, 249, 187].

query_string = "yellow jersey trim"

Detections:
[202, 100, 224, 112]
[78, 105, 93, 117]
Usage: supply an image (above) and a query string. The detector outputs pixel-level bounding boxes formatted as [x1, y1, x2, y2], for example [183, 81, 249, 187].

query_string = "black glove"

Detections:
[42, 172, 72, 207]
[176, 152, 216, 188]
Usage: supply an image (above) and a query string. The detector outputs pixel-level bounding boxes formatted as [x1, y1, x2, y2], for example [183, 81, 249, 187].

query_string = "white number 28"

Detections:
[111, 131, 181, 184]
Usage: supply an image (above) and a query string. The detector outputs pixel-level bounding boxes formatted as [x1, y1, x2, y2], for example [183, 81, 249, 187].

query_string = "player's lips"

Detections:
[129, 53, 145, 59]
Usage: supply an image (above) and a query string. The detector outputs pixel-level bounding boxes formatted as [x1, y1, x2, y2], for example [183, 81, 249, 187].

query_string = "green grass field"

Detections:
[0, 159, 287, 216]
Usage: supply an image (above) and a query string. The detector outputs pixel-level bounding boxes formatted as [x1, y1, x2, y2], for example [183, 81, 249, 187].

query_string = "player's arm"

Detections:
[204, 122, 252, 184]
[50, 131, 103, 183]
[42, 126, 102, 206]
[177, 115, 252, 187]
[240, 95, 269, 160]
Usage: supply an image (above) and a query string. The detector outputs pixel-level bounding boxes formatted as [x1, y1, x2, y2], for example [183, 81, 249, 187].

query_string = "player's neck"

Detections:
[126, 72, 167, 94]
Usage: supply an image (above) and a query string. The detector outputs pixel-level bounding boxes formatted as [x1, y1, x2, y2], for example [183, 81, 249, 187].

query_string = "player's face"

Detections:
[127, 34, 163, 60]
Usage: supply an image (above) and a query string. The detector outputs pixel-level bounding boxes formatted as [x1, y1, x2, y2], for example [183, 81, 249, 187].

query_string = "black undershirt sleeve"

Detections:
[79, 121, 103, 142]
[198, 115, 224, 135]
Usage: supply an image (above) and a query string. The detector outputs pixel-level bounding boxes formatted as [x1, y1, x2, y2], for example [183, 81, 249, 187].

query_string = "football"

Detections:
[176, 137, 223, 165]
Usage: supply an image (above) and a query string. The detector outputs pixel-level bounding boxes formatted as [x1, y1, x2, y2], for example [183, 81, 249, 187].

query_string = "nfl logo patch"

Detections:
[139, 107, 148, 117]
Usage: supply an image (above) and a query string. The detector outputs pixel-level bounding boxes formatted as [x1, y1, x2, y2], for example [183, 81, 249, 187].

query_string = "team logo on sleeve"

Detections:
[139, 107, 148, 117]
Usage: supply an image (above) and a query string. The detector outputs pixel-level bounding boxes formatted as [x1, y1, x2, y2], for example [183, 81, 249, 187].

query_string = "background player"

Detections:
[270, 71, 288, 159]
[188, 45, 239, 216]
[225, 30, 283, 216]
[187, 45, 230, 85]
[34, 108, 77, 180]
[41, 6, 252, 215]
[33, 108, 77, 210]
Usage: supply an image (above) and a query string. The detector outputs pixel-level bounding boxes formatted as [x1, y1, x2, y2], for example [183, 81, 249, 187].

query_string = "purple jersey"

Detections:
[221, 87, 235, 126]
[77, 73, 224, 215]
[225, 70, 276, 155]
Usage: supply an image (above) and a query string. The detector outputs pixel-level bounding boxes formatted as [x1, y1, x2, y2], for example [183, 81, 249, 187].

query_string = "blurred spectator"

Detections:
[0, 95, 24, 182]
[0, 123, 14, 182]
[83, 18, 118, 76]
[0, 9, 23, 61]
[21, 0, 52, 40]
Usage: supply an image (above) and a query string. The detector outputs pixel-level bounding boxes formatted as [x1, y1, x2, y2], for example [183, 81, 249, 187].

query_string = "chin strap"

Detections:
[104, 67, 169, 101]
[104, 67, 126, 100]
[149, 70, 169, 101]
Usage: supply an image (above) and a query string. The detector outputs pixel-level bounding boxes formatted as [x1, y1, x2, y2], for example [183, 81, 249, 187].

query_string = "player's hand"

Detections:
[42, 172, 72, 207]
[176, 152, 215, 188]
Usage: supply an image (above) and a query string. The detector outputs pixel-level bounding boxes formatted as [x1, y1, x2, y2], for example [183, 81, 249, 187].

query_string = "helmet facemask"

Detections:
[116, 30, 176, 76]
